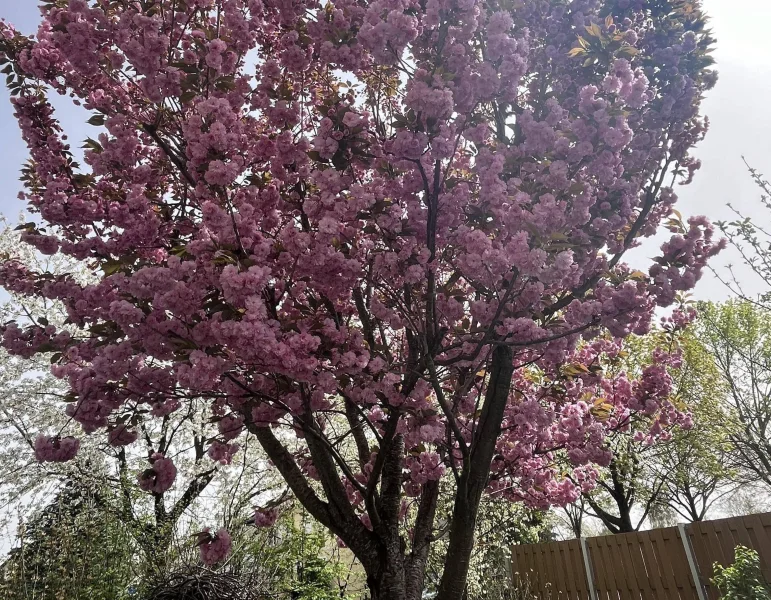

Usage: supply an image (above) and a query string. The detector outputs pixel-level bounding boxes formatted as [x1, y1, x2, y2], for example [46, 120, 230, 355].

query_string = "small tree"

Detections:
[0, 221, 281, 574]
[654, 327, 736, 522]
[695, 301, 771, 488]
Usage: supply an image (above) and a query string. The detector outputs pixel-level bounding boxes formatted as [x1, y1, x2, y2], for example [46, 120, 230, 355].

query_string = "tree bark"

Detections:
[436, 345, 515, 600]
[405, 479, 439, 600]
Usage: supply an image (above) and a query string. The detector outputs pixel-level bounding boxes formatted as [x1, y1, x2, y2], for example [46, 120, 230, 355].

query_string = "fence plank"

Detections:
[549, 541, 566, 599]
[730, 517, 755, 552]
[566, 542, 583, 600]
[600, 535, 623, 600]
[651, 528, 679, 594]
[561, 541, 580, 600]
[587, 537, 609, 600]
[712, 519, 736, 566]
[743, 514, 771, 582]
[678, 523, 706, 600]
[574, 540, 590, 597]
[613, 534, 636, 600]
[624, 531, 651, 600]
[684, 522, 716, 600]
[638, 530, 665, 599]
[667, 527, 696, 599]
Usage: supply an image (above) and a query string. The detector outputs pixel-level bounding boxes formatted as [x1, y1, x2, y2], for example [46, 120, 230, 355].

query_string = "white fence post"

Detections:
[579, 537, 599, 600]
[678, 523, 708, 600]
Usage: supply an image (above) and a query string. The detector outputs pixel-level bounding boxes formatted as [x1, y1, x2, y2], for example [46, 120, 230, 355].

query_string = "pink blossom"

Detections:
[138, 453, 177, 494]
[207, 440, 240, 464]
[217, 413, 245, 440]
[198, 528, 232, 565]
[254, 507, 280, 527]
[34, 435, 80, 463]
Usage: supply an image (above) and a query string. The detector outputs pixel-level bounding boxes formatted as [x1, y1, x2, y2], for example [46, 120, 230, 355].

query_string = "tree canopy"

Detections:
[0, 1, 720, 598]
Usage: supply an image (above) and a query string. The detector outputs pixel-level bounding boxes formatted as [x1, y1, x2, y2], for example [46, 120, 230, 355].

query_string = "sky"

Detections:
[1, 0, 771, 303]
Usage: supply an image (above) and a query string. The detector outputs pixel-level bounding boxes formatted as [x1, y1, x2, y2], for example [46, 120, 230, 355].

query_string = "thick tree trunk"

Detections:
[436, 345, 515, 600]
[368, 555, 407, 600]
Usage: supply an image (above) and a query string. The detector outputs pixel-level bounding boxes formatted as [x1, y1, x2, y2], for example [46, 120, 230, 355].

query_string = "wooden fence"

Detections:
[511, 512, 771, 600]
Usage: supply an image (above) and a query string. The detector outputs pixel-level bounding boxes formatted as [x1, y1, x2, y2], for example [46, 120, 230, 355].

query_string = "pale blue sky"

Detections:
[1, 0, 770, 300]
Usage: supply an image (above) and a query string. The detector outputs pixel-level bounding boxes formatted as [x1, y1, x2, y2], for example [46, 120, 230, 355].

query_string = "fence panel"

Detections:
[511, 512, 771, 600]
[513, 538, 588, 600]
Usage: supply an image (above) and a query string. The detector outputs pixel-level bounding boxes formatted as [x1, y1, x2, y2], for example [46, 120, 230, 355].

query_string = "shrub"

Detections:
[712, 546, 771, 600]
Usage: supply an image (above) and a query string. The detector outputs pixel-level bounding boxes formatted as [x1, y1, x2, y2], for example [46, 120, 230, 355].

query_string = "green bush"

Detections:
[712, 546, 771, 600]
[246, 513, 357, 599]
[0, 481, 136, 600]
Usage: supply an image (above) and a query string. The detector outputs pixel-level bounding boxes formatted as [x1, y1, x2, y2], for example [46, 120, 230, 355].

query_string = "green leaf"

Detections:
[179, 90, 197, 104]
[617, 45, 639, 57]
[585, 23, 603, 38]
[87, 113, 106, 126]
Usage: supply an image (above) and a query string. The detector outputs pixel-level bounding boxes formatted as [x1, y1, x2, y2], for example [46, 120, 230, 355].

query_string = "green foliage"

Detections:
[234, 512, 359, 600]
[655, 327, 737, 522]
[712, 546, 771, 600]
[424, 491, 548, 600]
[694, 301, 771, 488]
[576, 323, 738, 530]
[0, 480, 136, 600]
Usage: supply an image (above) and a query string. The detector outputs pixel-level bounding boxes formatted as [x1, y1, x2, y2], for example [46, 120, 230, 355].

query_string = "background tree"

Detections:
[577, 319, 737, 532]
[0, 1, 720, 599]
[694, 300, 771, 488]
[716, 160, 771, 308]
[578, 326, 687, 534]
[653, 328, 737, 522]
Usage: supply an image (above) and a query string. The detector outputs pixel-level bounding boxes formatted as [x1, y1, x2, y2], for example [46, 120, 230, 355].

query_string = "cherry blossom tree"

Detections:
[0, 0, 721, 598]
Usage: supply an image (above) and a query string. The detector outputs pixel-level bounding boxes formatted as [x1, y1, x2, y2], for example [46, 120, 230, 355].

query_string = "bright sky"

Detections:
[1, 0, 770, 302]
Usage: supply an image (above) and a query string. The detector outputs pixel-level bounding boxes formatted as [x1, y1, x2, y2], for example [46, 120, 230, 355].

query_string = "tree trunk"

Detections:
[436, 488, 477, 599]
[367, 556, 407, 600]
[436, 345, 515, 600]
[405, 479, 439, 600]
[617, 503, 635, 533]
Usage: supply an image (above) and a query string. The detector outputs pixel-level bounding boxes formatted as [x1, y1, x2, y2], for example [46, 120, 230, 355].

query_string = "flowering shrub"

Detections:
[0, 0, 720, 598]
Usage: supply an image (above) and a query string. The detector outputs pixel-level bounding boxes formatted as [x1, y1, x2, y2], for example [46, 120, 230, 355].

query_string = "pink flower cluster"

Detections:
[34, 435, 80, 463]
[207, 440, 240, 465]
[254, 507, 280, 527]
[198, 528, 232, 565]
[137, 453, 177, 494]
